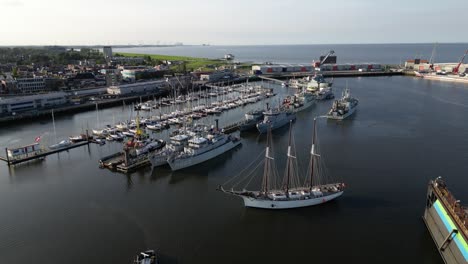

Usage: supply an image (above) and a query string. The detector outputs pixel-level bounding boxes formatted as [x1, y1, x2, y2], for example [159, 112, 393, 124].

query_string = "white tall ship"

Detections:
[220, 118, 345, 209]
[167, 128, 241, 171]
[326, 87, 359, 120]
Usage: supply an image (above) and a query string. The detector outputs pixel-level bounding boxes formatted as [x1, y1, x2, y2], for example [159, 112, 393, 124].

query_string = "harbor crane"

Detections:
[453, 50, 468, 74]
[429, 43, 438, 70]
[314, 50, 335, 71]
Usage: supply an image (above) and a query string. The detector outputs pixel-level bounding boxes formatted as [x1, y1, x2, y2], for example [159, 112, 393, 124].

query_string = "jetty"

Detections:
[0, 141, 91, 166]
[99, 151, 150, 173]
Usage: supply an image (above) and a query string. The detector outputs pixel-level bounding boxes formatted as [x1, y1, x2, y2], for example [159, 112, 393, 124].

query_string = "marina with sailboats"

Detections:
[2, 42, 468, 264]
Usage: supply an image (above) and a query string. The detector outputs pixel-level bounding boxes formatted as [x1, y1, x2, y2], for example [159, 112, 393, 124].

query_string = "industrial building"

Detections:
[252, 63, 381, 74]
[252, 64, 313, 75]
[319, 63, 382, 72]
[106, 80, 163, 95]
[405, 60, 468, 73]
[0, 92, 68, 115]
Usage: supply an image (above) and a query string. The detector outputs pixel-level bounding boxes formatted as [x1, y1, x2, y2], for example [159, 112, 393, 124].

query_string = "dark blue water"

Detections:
[115, 43, 468, 64]
[2, 44, 468, 263]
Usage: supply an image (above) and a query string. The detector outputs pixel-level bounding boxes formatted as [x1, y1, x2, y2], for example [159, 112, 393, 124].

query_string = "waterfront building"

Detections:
[252, 64, 312, 74]
[252, 63, 382, 74]
[103, 46, 113, 60]
[0, 92, 68, 115]
[15, 77, 48, 93]
[405, 60, 468, 73]
[106, 80, 163, 95]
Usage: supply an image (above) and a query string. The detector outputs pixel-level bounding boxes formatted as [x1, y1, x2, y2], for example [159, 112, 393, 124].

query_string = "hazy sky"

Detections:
[2, 0, 467, 45]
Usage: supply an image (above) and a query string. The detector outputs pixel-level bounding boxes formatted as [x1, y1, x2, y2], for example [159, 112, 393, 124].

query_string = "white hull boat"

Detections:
[220, 118, 345, 210]
[168, 137, 241, 171]
[240, 190, 343, 209]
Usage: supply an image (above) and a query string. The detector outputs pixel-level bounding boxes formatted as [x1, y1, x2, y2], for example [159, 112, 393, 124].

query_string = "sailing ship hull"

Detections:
[257, 114, 296, 134]
[326, 106, 356, 120]
[168, 140, 241, 171]
[241, 191, 343, 209]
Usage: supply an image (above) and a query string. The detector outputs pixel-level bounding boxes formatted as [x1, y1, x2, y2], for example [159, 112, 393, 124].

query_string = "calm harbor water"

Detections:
[114, 43, 468, 65]
[1, 75, 468, 263]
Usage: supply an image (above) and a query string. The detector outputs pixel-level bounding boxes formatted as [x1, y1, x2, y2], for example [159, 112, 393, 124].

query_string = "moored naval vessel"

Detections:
[326, 88, 358, 120]
[167, 121, 242, 171]
[423, 177, 468, 264]
[256, 107, 296, 134]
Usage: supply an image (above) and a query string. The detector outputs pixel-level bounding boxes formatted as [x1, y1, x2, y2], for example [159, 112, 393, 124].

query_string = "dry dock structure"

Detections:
[423, 177, 468, 264]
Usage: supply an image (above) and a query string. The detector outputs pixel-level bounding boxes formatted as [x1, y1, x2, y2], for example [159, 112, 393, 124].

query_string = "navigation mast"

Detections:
[285, 121, 294, 197]
[309, 117, 318, 191]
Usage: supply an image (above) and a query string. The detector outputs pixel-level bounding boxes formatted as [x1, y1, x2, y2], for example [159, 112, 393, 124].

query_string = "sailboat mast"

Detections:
[262, 127, 272, 194]
[285, 121, 293, 197]
[52, 109, 57, 144]
[309, 118, 317, 191]
[95, 103, 99, 128]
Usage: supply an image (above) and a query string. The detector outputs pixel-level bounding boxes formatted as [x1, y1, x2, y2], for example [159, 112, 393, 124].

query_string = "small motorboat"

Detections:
[49, 139, 71, 150]
[133, 249, 158, 264]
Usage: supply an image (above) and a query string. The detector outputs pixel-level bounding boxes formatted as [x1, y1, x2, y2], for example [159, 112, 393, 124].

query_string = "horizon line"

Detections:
[1, 42, 468, 48]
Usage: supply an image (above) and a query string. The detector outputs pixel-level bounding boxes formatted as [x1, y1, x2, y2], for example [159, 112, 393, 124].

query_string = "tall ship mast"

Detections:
[220, 117, 345, 209]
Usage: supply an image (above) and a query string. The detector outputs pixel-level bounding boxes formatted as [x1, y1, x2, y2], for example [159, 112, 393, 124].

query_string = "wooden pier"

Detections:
[0, 141, 90, 166]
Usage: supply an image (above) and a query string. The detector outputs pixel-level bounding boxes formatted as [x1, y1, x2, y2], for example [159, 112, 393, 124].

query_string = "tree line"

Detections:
[0, 47, 106, 65]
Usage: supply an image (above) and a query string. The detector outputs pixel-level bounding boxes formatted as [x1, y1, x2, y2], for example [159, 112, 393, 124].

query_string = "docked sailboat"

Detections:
[49, 139, 71, 150]
[48, 109, 72, 149]
[326, 88, 358, 120]
[220, 118, 345, 209]
[167, 122, 241, 171]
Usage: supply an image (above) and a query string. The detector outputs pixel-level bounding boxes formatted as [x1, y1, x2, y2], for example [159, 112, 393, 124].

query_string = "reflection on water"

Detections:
[2, 77, 468, 263]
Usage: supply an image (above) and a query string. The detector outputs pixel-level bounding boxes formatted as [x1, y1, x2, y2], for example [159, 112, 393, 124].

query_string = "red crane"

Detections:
[453, 50, 468, 74]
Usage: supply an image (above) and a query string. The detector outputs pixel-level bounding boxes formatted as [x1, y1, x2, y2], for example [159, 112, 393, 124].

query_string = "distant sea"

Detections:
[114, 43, 468, 65]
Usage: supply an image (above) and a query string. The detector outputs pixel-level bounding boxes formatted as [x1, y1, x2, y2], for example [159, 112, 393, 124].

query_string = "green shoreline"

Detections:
[117, 52, 226, 71]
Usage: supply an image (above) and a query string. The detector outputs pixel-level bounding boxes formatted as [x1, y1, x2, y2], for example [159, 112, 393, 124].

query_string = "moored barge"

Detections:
[423, 177, 468, 264]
